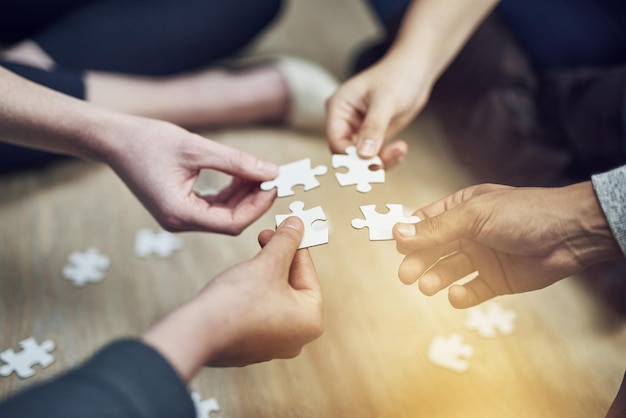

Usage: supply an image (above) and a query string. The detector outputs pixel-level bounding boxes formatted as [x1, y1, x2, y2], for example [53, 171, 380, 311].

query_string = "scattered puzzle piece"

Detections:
[260, 158, 328, 197]
[0, 338, 56, 379]
[332, 146, 385, 193]
[427, 334, 474, 373]
[192, 391, 221, 418]
[275, 201, 329, 249]
[351, 204, 420, 240]
[465, 302, 517, 338]
[62, 247, 110, 287]
[134, 228, 183, 258]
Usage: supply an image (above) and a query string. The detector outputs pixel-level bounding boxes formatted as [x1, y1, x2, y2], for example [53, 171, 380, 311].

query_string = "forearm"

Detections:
[382, 0, 499, 85]
[141, 294, 225, 382]
[0, 66, 123, 163]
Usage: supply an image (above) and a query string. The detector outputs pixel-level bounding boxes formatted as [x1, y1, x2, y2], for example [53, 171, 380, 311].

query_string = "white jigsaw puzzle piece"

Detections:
[62, 247, 110, 287]
[134, 228, 183, 258]
[275, 201, 329, 249]
[260, 158, 328, 197]
[191, 391, 221, 418]
[427, 334, 474, 373]
[465, 302, 517, 338]
[351, 204, 420, 240]
[0, 338, 56, 378]
[332, 146, 385, 193]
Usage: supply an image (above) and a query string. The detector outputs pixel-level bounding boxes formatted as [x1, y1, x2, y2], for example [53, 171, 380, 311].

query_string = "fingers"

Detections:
[393, 206, 473, 252]
[417, 251, 475, 296]
[325, 95, 361, 155]
[196, 139, 278, 182]
[258, 219, 320, 293]
[182, 179, 276, 234]
[356, 96, 394, 159]
[256, 216, 304, 273]
[378, 140, 408, 169]
[448, 278, 497, 309]
[288, 244, 320, 292]
[397, 247, 449, 284]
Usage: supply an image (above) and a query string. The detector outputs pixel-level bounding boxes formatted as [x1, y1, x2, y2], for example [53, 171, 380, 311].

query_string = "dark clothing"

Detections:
[0, 0, 282, 172]
[0, 339, 195, 418]
[365, 0, 626, 71]
[497, 0, 626, 70]
[1, 0, 282, 78]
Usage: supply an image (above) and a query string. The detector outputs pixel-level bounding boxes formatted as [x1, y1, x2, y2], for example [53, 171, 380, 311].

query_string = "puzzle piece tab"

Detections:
[261, 158, 328, 197]
[192, 391, 221, 418]
[0, 338, 56, 379]
[332, 146, 385, 193]
[134, 228, 183, 258]
[351, 204, 420, 240]
[62, 247, 110, 287]
[465, 302, 517, 338]
[275, 201, 328, 249]
[427, 334, 473, 373]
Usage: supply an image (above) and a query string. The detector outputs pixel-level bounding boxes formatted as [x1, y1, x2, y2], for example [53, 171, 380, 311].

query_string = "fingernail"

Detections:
[397, 223, 416, 237]
[257, 159, 278, 177]
[358, 138, 377, 157]
[282, 216, 302, 232]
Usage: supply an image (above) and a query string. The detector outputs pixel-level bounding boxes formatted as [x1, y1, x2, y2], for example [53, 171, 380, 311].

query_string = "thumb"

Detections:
[257, 216, 304, 272]
[393, 208, 471, 252]
[356, 96, 394, 158]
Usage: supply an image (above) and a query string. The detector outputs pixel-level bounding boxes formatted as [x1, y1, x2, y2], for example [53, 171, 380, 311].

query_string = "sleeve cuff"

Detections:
[591, 166, 626, 255]
[76, 338, 195, 418]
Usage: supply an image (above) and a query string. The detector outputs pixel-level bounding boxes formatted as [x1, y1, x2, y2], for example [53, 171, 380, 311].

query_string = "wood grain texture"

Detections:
[1, 0, 626, 417]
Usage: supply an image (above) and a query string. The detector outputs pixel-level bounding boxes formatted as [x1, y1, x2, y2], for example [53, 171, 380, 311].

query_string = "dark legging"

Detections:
[0, 0, 282, 172]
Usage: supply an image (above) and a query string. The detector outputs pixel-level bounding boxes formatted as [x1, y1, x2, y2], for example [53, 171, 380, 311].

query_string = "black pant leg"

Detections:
[34, 0, 283, 75]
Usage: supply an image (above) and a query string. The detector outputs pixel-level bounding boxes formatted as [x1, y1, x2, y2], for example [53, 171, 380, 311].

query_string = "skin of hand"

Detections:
[0, 67, 278, 234]
[141, 216, 324, 381]
[325, 0, 498, 169]
[392, 182, 624, 309]
[101, 114, 279, 234]
[325, 58, 420, 169]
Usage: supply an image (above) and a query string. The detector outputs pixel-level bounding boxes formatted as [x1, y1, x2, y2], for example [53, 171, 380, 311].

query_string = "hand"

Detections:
[105, 116, 278, 234]
[142, 216, 323, 379]
[392, 182, 623, 308]
[325, 57, 431, 169]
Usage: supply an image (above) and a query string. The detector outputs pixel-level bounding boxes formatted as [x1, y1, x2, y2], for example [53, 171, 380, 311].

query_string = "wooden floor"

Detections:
[2, 1, 626, 416]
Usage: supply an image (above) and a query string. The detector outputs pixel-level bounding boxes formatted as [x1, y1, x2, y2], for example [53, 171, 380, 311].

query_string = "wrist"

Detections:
[563, 181, 623, 266]
[141, 295, 222, 382]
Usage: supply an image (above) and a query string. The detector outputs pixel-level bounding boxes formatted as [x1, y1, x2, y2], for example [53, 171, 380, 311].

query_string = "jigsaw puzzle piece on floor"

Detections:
[134, 228, 183, 258]
[275, 201, 329, 249]
[62, 247, 110, 287]
[0, 338, 56, 379]
[332, 146, 385, 193]
[191, 391, 221, 418]
[427, 334, 474, 373]
[260, 158, 328, 197]
[465, 302, 517, 338]
[351, 204, 420, 240]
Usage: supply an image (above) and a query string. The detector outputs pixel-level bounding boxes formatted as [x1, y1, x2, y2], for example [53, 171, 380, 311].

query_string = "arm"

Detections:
[326, 0, 498, 167]
[0, 67, 278, 234]
[392, 181, 623, 308]
[0, 217, 323, 417]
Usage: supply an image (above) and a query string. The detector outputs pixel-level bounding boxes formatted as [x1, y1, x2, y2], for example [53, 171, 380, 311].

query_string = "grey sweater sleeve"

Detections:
[0, 339, 195, 418]
[591, 165, 626, 255]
